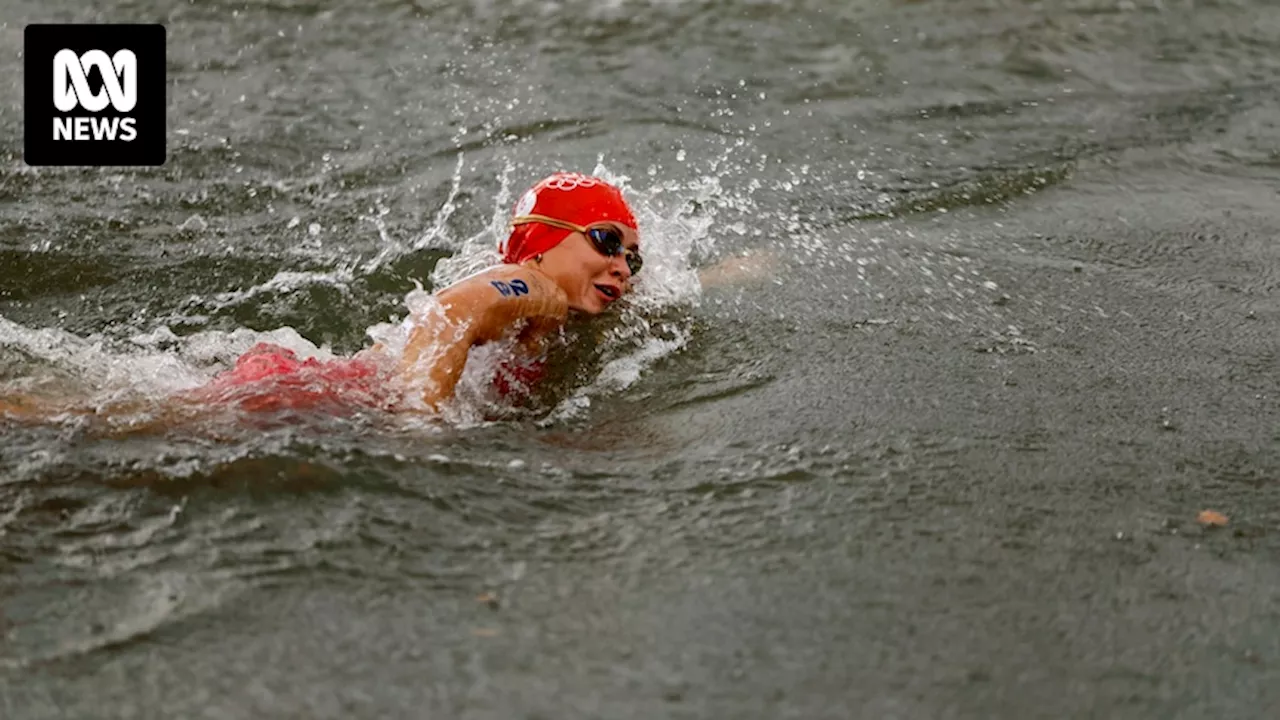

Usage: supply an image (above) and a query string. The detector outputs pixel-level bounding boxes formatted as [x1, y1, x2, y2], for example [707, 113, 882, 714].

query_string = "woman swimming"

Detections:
[2, 171, 774, 423]
[388, 170, 642, 411]
[1, 172, 643, 420]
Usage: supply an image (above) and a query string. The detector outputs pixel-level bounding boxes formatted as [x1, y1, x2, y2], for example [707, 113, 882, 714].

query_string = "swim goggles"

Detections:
[511, 214, 643, 276]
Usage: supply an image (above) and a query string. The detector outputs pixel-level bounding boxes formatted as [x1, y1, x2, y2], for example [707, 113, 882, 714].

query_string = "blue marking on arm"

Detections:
[509, 279, 529, 296]
[490, 280, 512, 297]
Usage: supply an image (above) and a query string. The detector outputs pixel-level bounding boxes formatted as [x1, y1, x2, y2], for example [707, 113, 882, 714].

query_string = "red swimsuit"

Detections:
[191, 342, 543, 414]
[187, 343, 389, 414]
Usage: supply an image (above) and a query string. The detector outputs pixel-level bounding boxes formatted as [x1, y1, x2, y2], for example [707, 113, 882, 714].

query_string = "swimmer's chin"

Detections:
[566, 297, 605, 315]
[568, 299, 617, 316]
[568, 289, 628, 315]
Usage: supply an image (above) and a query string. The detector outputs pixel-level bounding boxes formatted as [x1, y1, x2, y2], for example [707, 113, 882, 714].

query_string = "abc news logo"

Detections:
[25, 24, 166, 166]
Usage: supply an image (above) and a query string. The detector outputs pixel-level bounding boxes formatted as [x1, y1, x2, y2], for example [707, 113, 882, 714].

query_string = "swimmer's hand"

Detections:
[397, 265, 568, 410]
[698, 249, 778, 288]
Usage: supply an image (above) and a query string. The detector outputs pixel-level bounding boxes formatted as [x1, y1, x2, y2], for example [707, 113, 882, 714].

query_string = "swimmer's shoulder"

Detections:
[438, 264, 560, 299]
[434, 264, 567, 341]
[437, 265, 563, 309]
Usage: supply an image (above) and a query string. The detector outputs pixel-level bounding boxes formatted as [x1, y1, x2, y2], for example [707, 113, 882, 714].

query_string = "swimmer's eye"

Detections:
[587, 227, 643, 276]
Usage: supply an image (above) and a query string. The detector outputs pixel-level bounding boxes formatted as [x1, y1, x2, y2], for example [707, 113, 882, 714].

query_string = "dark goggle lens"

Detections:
[587, 227, 642, 276]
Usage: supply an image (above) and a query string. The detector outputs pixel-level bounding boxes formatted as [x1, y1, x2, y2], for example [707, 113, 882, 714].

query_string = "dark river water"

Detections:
[3, 0, 1280, 717]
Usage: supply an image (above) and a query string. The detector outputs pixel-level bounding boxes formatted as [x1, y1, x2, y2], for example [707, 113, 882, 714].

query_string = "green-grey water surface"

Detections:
[3, 1, 1280, 717]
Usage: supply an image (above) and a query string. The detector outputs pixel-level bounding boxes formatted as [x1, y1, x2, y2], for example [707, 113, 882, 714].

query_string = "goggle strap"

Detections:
[510, 214, 588, 234]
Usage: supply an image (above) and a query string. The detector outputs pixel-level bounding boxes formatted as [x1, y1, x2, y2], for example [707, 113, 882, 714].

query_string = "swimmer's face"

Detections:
[536, 222, 641, 314]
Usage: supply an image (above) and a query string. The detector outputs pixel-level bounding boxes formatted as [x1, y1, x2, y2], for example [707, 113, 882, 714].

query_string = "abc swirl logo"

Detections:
[52, 49, 139, 141]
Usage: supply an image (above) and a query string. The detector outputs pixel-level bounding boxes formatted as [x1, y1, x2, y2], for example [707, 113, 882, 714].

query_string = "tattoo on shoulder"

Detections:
[490, 278, 530, 298]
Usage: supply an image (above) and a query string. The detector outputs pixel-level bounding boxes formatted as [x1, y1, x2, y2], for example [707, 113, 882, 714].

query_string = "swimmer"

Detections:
[1, 172, 771, 423]
[367, 170, 645, 411]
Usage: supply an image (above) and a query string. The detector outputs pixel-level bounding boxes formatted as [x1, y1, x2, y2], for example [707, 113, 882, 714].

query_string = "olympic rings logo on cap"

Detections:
[539, 173, 601, 192]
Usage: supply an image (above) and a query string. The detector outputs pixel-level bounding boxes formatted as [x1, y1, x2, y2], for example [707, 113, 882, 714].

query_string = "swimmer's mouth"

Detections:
[595, 284, 621, 302]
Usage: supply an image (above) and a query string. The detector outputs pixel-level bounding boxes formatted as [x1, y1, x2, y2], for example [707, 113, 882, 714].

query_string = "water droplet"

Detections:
[178, 214, 208, 231]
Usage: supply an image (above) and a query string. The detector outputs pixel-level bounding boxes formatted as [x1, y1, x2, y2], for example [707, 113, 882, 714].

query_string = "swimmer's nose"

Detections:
[609, 254, 632, 280]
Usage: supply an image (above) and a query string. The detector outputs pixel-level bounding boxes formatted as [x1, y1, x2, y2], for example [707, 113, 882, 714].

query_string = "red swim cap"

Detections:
[500, 172, 638, 264]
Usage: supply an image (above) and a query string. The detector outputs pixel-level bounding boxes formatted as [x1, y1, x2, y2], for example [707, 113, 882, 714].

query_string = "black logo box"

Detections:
[24, 24, 166, 167]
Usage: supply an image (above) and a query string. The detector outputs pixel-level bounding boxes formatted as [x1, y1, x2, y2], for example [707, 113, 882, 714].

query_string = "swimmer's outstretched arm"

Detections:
[396, 265, 568, 410]
[698, 249, 778, 288]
